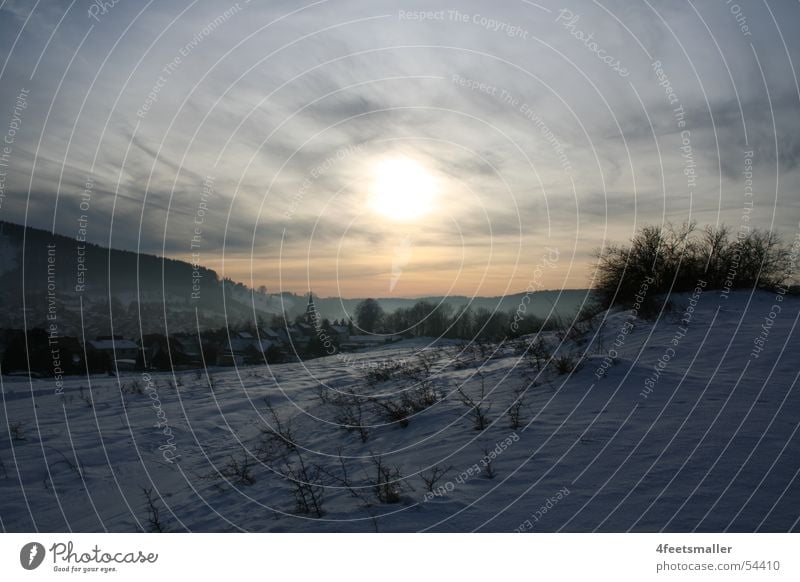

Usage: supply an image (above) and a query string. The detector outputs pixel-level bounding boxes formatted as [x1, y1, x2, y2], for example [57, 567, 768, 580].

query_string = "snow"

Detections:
[1, 290, 798, 532]
[86, 339, 139, 351]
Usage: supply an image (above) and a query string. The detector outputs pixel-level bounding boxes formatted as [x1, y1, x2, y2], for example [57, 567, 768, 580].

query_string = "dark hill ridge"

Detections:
[312, 290, 593, 323]
[0, 219, 218, 300]
[0, 220, 592, 336]
[0, 220, 276, 337]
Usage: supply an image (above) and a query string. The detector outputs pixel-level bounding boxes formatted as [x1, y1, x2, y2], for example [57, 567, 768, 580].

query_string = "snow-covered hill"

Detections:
[1, 290, 798, 532]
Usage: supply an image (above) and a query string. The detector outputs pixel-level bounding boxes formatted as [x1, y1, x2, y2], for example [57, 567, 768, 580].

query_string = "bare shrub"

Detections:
[9, 421, 26, 441]
[282, 455, 325, 517]
[43, 447, 85, 490]
[553, 353, 581, 375]
[593, 222, 790, 311]
[363, 360, 406, 386]
[370, 454, 407, 504]
[316, 385, 332, 404]
[257, 401, 324, 517]
[141, 487, 167, 532]
[482, 447, 497, 479]
[372, 397, 410, 428]
[401, 380, 441, 413]
[507, 386, 528, 429]
[420, 465, 452, 493]
[401, 349, 441, 382]
[330, 389, 370, 443]
[527, 337, 551, 372]
[220, 451, 256, 486]
[456, 371, 492, 431]
[122, 380, 143, 395]
[258, 399, 298, 457]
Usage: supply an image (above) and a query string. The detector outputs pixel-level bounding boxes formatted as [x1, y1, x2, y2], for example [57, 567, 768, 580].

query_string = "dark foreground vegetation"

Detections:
[592, 222, 797, 313]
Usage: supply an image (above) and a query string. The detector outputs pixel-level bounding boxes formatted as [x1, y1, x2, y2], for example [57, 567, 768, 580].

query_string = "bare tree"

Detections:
[331, 389, 370, 443]
[456, 371, 492, 430]
[141, 487, 167, 532]
[220, 451, 257, 486]
[282, 456, 325, 517]
[420, 465, 452, 493]
[370, 454, 407, 504]
[507, 386, 528, 429]
[482, 447, 497, 479]
[9, 421, 26, 441]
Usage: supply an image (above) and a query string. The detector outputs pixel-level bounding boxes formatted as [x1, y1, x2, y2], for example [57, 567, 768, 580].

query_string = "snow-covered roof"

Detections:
[87, 339, 138, 350]
[223, 338, 273, 353]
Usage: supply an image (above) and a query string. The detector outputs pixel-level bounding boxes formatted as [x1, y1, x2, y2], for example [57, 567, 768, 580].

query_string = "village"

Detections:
[0, 293, 402, 377]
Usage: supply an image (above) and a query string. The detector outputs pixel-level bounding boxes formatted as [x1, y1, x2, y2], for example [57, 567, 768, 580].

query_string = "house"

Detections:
[56, 336, 84, 371]
[0, 330, 82, 375]
[172, 335, 203, 367]
[261, 327, 288, 347]
[288, 323, 313, 349]
[341, 334, 403, 351]
[216, 332, 275, 366]
[85, 335, 139, 371]
[139, 334, 204, 370]
[330, 325, 350, 344]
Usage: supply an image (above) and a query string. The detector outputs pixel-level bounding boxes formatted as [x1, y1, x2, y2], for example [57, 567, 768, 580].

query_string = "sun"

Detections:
[368, 157, 438, 221]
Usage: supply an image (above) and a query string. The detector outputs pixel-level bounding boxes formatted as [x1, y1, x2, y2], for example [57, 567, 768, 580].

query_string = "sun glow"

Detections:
[368, 157, 438, 221]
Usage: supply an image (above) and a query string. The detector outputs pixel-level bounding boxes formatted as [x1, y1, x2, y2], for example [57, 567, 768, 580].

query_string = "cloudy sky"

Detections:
[1, 0, 799, 297]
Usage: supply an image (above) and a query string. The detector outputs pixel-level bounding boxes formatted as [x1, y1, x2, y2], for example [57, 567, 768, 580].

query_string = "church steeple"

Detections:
[304, 291, 317, 325]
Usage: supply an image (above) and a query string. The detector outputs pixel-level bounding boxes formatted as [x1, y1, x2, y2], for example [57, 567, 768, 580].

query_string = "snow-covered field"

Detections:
[1, 290, 798, 532]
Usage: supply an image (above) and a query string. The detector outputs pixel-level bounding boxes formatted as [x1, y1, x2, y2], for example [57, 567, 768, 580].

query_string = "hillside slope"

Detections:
[0, 290, 798, 532]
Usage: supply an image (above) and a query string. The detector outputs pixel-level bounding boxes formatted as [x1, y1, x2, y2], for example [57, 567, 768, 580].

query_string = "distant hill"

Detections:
[0, 220, 290, 338]
[0, 220, 592, 337]
[313, 290, 594, 323]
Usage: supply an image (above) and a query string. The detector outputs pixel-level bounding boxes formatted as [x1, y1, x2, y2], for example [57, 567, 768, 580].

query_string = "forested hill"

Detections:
[0, 220, 288, 337]
[0, 220, 592, 337]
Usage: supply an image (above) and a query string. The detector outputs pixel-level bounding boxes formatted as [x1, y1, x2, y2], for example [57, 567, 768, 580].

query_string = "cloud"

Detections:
[1, 0, 798, 295]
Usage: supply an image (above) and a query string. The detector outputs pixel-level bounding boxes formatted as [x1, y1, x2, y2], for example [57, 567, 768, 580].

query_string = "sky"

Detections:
[0, 0, 799, 298]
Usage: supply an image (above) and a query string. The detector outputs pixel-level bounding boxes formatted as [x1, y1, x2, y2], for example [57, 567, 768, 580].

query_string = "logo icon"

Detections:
[20, 542, 46, 570]
[390, 234, 414, 292]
